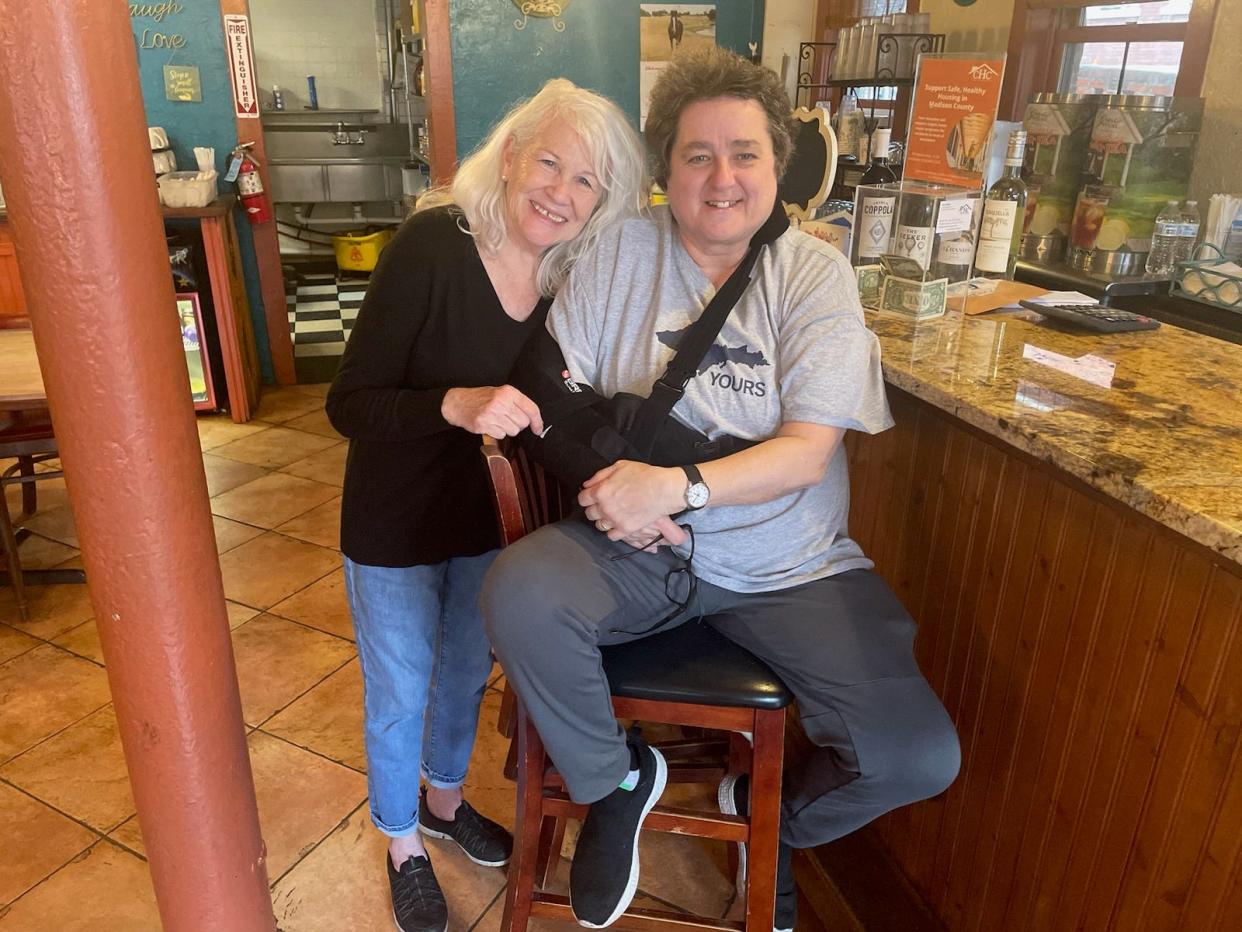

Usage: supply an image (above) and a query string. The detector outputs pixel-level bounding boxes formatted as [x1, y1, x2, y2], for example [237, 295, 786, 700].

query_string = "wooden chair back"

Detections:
[480, 436, 576, 545]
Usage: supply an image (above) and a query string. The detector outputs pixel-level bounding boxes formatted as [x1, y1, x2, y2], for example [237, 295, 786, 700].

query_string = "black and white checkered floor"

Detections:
[286, 272, 367, 358]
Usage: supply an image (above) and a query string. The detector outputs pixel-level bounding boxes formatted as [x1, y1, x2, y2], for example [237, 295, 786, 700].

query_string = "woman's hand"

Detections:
[618, 520, 689, 551]
[579, 461, 688, 543]
[441, 386, 544, 438]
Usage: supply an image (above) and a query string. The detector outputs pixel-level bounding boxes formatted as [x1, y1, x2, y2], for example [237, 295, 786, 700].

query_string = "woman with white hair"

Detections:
[325, 79, 645, 932]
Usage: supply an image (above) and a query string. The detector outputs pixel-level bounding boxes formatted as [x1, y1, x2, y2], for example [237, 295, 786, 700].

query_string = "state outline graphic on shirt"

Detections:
[655, 323, 772, 398]
[654, 324, 772, 375]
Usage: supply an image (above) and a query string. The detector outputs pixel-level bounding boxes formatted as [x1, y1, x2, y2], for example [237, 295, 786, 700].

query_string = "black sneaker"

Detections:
[569, 737, 668, 928]
[718, 772, 795, 932]
[417, 789, 513, 867]
[387, 853, 448, 932]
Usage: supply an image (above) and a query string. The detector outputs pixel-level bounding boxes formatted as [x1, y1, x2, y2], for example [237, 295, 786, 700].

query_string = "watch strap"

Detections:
[681, 463, 704, 487]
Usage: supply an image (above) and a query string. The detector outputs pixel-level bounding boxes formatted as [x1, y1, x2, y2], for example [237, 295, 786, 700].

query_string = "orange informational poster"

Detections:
[904, 56, 1006, 190]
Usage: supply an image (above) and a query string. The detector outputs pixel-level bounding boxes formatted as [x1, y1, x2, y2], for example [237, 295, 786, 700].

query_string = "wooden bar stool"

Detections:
[482, 439, 793, 932]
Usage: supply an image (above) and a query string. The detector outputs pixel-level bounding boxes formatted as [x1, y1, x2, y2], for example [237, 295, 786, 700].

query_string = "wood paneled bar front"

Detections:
[805, 307, 1242, 931]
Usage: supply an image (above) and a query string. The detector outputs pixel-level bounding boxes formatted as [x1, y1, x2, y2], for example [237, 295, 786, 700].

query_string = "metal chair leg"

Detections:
[18, 455, 37, 517]
[0, 484, 30, 623]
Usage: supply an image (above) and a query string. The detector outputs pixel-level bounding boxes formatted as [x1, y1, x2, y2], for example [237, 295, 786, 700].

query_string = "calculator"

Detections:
[1018, 301, 1161, 333]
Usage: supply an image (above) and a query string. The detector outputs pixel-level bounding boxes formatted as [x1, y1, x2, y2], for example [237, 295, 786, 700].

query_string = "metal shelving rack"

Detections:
[796, 33, 945, 149]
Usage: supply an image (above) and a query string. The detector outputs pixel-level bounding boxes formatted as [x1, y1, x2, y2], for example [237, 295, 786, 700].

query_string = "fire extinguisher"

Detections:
[229, 142, 272, 225]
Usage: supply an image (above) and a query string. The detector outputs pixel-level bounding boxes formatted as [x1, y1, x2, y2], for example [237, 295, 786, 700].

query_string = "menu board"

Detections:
[904, 55, 1006, 191]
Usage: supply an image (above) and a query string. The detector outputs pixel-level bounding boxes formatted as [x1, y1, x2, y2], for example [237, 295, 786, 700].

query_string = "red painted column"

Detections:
[0, 3, 275, 930]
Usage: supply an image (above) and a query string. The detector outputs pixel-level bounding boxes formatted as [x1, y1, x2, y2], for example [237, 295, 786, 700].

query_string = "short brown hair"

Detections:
[645, 46, 794, 188]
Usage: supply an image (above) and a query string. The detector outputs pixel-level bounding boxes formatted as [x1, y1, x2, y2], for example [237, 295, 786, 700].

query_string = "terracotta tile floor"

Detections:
[0, 385, 736, 930]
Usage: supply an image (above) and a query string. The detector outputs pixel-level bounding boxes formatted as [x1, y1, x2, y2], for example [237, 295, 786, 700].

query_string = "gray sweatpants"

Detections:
[481, 518, 960, 849]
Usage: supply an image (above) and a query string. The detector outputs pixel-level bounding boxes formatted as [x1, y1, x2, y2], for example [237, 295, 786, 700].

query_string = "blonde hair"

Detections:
[417, 79, 647, 296]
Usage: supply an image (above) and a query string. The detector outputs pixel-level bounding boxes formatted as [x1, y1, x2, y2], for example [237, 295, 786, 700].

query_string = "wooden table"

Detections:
[0, 328, 84, 589]
[0, 328, 43, 411]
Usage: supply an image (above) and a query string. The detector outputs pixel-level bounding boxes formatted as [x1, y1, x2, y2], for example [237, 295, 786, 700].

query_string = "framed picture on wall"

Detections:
[639, 4, 717, 128]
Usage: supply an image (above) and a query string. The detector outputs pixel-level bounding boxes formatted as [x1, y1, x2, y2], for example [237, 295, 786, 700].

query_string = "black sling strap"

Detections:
[626, 200, 790, 458]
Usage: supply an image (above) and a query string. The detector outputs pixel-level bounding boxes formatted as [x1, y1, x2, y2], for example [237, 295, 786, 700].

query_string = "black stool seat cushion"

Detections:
[601, 621, 793, 710]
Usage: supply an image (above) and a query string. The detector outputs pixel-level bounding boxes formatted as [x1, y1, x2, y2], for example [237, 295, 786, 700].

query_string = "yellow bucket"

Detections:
[332, 228, 395, 272]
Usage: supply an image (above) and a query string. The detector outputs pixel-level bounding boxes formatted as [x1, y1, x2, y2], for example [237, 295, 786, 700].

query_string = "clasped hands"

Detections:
[579, 460, 689, 551]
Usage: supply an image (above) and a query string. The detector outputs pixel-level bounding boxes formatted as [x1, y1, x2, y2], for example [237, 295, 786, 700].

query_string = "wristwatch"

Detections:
[681, 464, 710, 510]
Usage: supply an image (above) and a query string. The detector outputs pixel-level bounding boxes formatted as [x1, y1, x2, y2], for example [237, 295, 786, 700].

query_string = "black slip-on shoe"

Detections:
[719, 773, 795, 932]
[417, 789, 513, 867]
[387, 853, 448, 932]
[569, 738, 668, 928]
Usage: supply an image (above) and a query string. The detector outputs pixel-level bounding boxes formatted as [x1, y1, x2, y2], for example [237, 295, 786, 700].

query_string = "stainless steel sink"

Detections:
[264, 122, 418, 203]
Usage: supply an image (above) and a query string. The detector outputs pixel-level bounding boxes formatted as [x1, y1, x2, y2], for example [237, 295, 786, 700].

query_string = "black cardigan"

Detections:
[326, 206, 549, 567]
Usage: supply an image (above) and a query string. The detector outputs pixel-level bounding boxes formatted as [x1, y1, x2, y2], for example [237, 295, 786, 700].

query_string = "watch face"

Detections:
[686, 482, 709, 509]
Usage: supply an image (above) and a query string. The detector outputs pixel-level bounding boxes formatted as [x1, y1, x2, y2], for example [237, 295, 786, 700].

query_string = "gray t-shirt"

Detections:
[548, 205, 893, 593]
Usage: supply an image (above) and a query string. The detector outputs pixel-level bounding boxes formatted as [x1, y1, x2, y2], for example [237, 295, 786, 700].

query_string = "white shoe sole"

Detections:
[417, 825, 510, 867]
[393, 909, 447, 932]
[717, 773, 748, 890]
[575, 747, 669, 929]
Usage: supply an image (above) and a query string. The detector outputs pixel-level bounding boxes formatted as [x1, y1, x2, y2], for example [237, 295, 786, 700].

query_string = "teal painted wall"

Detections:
[130, 0, 273, 382]
[449, 1, 766, 158]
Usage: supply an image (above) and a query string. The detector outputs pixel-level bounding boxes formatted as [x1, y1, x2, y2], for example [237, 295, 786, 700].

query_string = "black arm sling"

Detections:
[511, 201, 789, 485]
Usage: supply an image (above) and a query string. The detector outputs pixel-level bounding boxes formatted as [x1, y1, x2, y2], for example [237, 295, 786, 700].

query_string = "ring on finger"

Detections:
[597, 520, 612, 532]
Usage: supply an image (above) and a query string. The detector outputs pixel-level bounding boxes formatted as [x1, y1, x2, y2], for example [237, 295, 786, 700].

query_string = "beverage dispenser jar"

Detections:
[1020, 93, 1101, 264]
[1068, 95, 1202, 276]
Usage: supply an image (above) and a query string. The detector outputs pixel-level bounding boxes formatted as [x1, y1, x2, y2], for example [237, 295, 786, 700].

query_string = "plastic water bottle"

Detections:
[1145, 200, 1181, 276]
[1174, 199, 1201, 266]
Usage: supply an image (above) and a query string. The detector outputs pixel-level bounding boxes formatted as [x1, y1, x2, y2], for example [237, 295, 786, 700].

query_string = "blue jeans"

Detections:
[344, 551, 498, 838]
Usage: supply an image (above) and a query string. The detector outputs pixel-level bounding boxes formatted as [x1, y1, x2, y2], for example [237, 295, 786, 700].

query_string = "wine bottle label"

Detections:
[976, 200, 1018, 273]
[858, 196, 895, 258]
[894, 224, 933, 268]
[937, 237, 974, 265]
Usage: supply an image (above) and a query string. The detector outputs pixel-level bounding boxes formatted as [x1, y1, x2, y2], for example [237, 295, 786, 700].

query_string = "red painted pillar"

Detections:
[0, 3, 275, 930]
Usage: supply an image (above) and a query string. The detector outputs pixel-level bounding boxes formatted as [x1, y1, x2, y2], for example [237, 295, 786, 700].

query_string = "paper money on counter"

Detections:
[856, 264, 883, 309]
[879, 274, 949, 319]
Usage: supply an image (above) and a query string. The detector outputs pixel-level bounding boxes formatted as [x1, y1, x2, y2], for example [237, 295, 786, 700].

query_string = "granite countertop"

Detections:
[866, 305, 1242, 568]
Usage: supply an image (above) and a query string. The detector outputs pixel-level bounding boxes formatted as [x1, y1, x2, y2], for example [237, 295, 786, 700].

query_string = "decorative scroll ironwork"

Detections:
[796, 42, 837, 109]
[873, 32, 945, 81]
[796, 33, 945, 107]
[513, 0, 567, 32]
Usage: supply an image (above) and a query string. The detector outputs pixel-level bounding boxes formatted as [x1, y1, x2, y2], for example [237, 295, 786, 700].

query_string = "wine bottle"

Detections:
[893, 189, 936, 272]
[935, 201, 977, 284]
[976, 130, 1029, 279]
[859, 128, 896, 186]
[851, 129, 899, 266]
